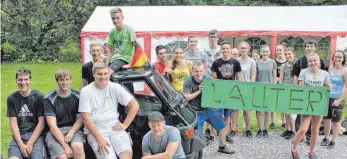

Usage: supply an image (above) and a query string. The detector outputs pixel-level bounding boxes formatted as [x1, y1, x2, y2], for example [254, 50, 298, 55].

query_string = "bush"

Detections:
[57, 41, 81, 62]
[1, 42, 19, 62]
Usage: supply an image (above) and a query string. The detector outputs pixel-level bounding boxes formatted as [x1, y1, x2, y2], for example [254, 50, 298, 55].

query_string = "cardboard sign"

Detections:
[201, 79, 330, 116]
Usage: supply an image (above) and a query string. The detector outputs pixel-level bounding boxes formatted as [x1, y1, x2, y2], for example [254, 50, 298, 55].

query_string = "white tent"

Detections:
[81, 6, 347, 63]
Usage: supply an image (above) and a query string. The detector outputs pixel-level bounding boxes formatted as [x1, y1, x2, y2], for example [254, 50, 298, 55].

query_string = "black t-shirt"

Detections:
[183, 76, 210, 111]
[211, 58, 242, 80]
[82, 61, 94, 84]
[44, 89, 80, 128]
[7, 89, 44, 134]
[291, 56, 326, 76]
[275, 59, 285, 78]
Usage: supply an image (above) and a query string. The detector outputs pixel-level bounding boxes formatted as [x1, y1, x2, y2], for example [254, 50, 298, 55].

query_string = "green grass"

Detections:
[1, 62, 82, 158]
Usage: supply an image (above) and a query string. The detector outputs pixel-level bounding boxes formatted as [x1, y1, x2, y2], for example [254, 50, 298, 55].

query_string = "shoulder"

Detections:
[31, 89, 45, 98]
[7, 91, 20, 100]
[143, 131, 152, 142]
[70, 89, 80, 98]
[109, 27, 117, 34]
[165, 126, 180, 134]
[45, 90, 57, 100]
[232, 58, 240, 64]
[125, 25, 134, 31]
[80, 84, 93, 93]
[82, 61, 92, 67]
[184, 76, 193, 83]
[186, 60, 193, 66]
[301, 68, 309, 74]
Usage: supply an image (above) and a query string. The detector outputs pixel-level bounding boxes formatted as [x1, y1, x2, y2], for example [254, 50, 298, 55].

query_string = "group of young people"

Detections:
[7, 7, 186, 159]
[7, 6, 347, 159]
[152, 29, 347, 159]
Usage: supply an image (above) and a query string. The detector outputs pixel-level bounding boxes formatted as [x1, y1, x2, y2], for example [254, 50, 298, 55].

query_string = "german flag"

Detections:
[130, 41, 148, 67]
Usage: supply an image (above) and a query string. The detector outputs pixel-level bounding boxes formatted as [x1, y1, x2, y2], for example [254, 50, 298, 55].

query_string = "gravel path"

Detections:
[202, 132, 347, 159]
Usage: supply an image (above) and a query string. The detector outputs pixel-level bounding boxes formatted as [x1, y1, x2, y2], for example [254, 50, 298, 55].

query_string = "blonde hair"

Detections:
[260, 45, 271, 53]
[192, 62, 204, 71]
[277, 42, 287, 50]
[110, 7, 123, 16]
[89, 41, 103, 50]
[55, 69, 72, 81]
[238, 41, 250, 49]
[92, 62, 109, 74]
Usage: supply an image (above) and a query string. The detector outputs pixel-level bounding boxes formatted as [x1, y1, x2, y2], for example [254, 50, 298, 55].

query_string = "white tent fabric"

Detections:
[82, 6, 347, 32]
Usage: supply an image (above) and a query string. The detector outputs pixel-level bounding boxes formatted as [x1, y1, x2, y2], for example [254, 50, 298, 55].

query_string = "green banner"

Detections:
[201, 79, 330, 116]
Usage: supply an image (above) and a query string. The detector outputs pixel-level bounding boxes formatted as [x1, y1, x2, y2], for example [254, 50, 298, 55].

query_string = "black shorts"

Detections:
[323, 98, 344, 122]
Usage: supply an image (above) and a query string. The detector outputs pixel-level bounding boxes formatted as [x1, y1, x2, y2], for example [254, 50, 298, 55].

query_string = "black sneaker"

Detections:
[270, 123, 276, 129]
[281, 123, 286, 128]
[285, 131, 295, 139]
[320, 138, 329, 146]
[344, 131, 347, 135]
[226, 134, 234, 143]
[256, 129, 262, 138]
[228, 130, 236, 138]
[280, 130, 290, 137]
[308, 151, 317, 159]
[263, 129, 269, 138]
[291, 150, 300, 159]
[245, 130, 252, 138]
[218, 145, 235, 154]
[327, 141, 336, 149]
[306, 135, 311, 146]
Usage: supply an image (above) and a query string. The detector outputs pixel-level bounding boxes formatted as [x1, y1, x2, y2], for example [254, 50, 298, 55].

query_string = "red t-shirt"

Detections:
[155, 61, 166, 74]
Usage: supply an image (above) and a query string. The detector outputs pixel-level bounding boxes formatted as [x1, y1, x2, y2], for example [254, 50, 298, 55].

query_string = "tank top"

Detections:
[329, 66, 345, 98]
[171, 63, 191, 93]
[283, 63, 294, 84]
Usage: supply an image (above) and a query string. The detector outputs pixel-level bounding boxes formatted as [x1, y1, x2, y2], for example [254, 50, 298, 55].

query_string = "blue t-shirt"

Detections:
[142, 125, 186, 159]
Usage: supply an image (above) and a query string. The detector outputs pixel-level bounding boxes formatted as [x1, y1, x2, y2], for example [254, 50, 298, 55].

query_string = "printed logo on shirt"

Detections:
[18, 104, 33, 117]
[218, 63, 234, 78]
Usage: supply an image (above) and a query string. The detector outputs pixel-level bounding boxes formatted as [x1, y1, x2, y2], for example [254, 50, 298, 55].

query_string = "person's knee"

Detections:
[71, 143, 85, 156]
[57, 154, 68, 159]
[119, 150, 133, 159]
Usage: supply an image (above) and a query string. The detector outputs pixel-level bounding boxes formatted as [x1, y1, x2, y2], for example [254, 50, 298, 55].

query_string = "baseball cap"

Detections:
[148, 111, 165, 121]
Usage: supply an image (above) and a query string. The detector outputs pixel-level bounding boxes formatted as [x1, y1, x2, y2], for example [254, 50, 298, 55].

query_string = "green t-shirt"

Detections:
[107, 25, 136, 63]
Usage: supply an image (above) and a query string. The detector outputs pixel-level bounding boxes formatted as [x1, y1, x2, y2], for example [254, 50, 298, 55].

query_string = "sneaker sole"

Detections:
[218, 150, 235, 154]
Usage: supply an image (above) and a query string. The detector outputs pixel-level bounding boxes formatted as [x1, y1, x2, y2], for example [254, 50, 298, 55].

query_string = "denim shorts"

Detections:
[197, 108, 226, 133]
[8, 131, 44, 159]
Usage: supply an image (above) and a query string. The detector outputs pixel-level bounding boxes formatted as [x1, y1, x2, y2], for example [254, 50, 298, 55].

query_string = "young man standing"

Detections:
[79, 62, 139, 159]
[211, 41, 242, 141]
[107, 7, 137, 72]
[291, 39, 326, 145]
[183, 62, 235, 154]
[184, 36, 208, 67]
[44, 69, 85, 159]
[154, 45, 167, 75]
[204, 29, 222, 76]
[203, 29, 222, 140]
[142, 111, 185, 159]
[82, 41, 104, 87]
[7, 67, 45, 159]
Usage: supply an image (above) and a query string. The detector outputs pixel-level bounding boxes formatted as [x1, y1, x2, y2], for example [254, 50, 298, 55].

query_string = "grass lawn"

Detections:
[1, 62, 347, 158]
[1, 62, 82, 158]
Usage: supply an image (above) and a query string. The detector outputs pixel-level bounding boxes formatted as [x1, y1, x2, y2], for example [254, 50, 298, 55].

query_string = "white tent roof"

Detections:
[82, 5, 347, 33]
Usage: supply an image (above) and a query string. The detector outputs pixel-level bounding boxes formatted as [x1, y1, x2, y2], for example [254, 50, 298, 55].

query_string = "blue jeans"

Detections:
[8, 132, 44, 159]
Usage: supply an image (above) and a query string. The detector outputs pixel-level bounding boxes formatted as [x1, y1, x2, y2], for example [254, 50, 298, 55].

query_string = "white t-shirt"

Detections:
[236, 57, 256, 82]
[79, 82, 133, 133]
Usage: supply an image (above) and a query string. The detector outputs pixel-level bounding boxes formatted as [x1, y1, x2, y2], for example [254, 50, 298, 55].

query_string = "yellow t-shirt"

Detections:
[171, 64, 191, 93]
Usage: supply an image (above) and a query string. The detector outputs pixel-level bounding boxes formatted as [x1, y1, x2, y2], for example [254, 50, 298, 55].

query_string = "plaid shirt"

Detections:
[204, 46, 221, 76]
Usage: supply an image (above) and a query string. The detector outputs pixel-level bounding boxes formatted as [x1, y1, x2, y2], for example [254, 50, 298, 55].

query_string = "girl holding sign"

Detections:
[278, 47, 296, 139]
[292, 53, 331, 159]
[255, 45, 277, 138]
[321, 50, 347, 149]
